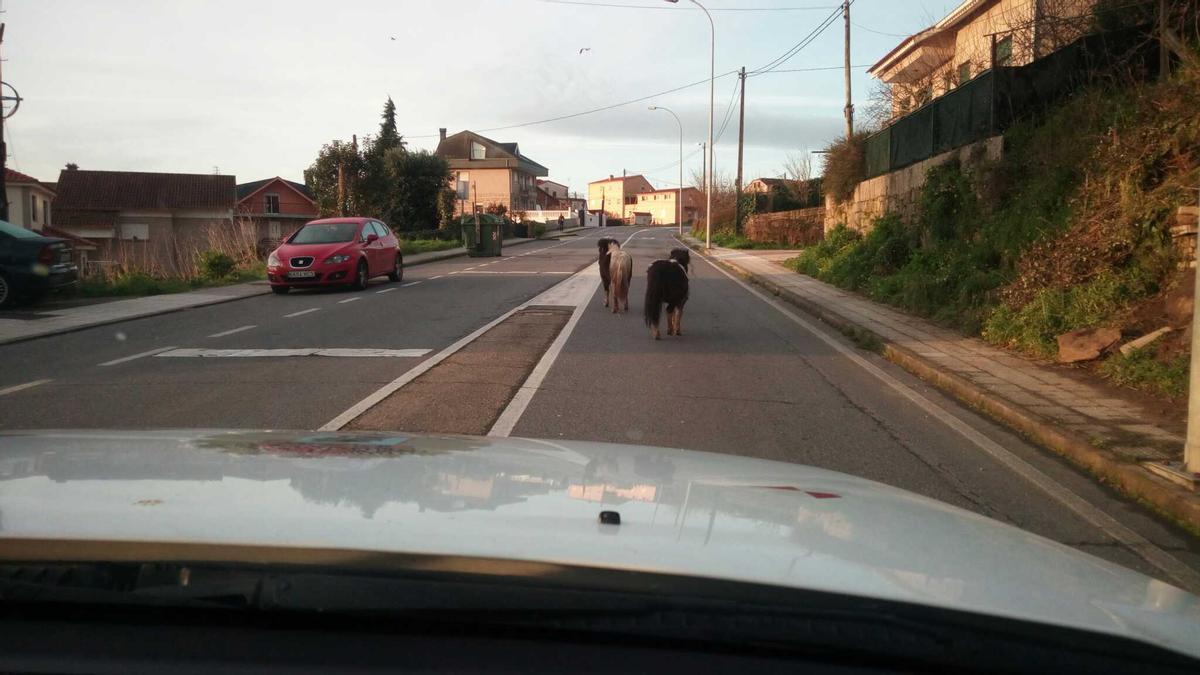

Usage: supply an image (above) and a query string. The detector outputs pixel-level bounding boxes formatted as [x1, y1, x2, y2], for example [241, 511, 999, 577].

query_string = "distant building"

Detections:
[746, 177, 798, 194]
[587, 174, 655, 221]
[436, 129, 549, 215]
[869, 0, 1097, 119]
[5, 169, 56, 231]
[52, 167, 236, 273]
[634, 187, 703, 226]
[236, 177, 318, 250]
[536, 179, 569, 202]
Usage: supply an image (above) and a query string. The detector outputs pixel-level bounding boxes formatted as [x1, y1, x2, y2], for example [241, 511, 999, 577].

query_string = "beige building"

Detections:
[436, 129, 549, 216]
[5, 169, 56, 231]
[588, 174, 655, 220]
[869, 0, 1097, 118]
[634, 187, 704, 226]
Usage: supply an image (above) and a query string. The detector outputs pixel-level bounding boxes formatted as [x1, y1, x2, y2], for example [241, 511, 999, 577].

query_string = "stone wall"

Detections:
[825, 135, 1003, 234]
[744, 207, 825, 247]
[1171, 205, 1199, 268]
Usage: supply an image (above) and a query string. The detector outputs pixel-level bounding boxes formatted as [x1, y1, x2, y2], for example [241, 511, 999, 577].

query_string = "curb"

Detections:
[678, 235, 1200, 536]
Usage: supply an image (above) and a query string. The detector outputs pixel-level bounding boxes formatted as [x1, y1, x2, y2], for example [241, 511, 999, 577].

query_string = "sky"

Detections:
[6, 0, 956, 197]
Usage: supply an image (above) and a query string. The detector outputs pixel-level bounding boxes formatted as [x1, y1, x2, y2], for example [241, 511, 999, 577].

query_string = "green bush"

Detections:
[532, 223, 547, 239]
[198, 250, 236, 280]
[1099, 349, 1189, 399]
[400, 238, 460, 255]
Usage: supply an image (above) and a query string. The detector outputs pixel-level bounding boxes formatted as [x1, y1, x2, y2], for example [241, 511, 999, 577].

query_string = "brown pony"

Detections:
[643, 248, 690, 339]
[607, 241, 634, 314]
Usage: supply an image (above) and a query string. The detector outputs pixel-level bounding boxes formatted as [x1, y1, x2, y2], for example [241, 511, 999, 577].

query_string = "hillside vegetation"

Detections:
[790, 66, 1200, 399]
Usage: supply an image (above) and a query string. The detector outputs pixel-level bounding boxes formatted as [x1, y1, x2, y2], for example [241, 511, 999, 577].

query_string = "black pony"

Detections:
[643, 248, 691, 340]
[597, 237, 619, 306]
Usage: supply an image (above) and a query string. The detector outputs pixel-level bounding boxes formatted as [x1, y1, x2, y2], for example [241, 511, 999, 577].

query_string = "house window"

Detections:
[957, 62, 971, 84]
[471, 141, 486, 160]
[994, 35, 1013, 67]
[265, 194, 280, 214]
[121, 224, 150, 241]
[43, 199, 50, 226]
[30, 194, 38, 223]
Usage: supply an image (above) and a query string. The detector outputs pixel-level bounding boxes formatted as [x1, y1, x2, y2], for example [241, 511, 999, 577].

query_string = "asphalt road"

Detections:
[2, 226, 1199, 590]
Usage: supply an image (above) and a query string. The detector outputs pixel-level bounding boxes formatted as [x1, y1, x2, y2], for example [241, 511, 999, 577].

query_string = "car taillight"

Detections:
[37, 245, 55, 264]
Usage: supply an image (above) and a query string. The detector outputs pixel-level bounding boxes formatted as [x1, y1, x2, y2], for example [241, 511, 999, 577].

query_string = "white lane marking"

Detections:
[320, 228, 646, 432]
[489, 228, 650, 438]
[402, 281, 423, 287]
[284, 308, 321, 318]
[430, 275, 444, 280]
[693, 245, 1200, 593]
[157, 348, 431, 359]
[207, 325, 256, 338]
[338, 297, 362, 304]
[376, 288, 397, 294]
[98, 346, 178, 367]
[459, 271, 572, 275]
[0, 379, 52, 397]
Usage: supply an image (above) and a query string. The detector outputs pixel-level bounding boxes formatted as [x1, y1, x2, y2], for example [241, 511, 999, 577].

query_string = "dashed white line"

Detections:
[284, 308, 321, 318]
[402, 281, 423, 287]
[98, 346, 178, 367]
[338, 297, 362, 304]
[207, 325, 256, 338]
[0, 379, 52, 397]
[430, 275, 445, 280]
[376, 288, 398, 294]
[157, 348, 431, 359]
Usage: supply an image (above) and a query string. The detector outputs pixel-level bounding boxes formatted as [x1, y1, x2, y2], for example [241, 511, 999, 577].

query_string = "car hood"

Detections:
[274, 241, 357, 260]
[1, 429, 1197, 657]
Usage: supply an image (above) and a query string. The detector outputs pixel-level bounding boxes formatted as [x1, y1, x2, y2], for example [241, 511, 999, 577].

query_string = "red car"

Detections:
[267, 218, 403, 294]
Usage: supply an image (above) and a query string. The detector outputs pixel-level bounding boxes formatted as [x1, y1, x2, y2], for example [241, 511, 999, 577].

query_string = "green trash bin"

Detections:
[461, 214, 503, 257]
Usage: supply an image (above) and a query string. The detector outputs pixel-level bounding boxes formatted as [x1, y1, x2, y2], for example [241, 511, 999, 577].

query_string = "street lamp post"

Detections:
[649, 106, 684, 236]
[666, 0, 713, 249]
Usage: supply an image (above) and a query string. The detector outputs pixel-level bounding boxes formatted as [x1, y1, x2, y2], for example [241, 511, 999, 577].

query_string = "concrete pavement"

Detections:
[2, 226, 1199, 592]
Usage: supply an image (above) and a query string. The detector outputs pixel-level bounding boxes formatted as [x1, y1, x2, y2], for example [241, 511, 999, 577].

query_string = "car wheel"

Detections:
[0, 273, 11, 308]
[354, 259, 369, 291]
[388, 254, 403, 282]
[271, 285, 290, 295]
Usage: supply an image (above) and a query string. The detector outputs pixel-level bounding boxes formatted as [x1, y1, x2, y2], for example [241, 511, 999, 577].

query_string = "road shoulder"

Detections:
[678, 234, 1200, 537]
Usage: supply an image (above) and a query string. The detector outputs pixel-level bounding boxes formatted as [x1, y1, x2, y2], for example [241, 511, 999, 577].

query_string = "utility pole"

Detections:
[0, 23, 8, 223]
[843, 0, 854, 139]
[735, 66, 746, 235]
[1184, 182, 1200, 477]
[700, 142, 707, 201]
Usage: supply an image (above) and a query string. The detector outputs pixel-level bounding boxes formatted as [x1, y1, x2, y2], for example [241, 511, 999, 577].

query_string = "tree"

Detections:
[359, 97, 408, 218]
[384, 149, 452, 231]
[304, 140, 363, 217]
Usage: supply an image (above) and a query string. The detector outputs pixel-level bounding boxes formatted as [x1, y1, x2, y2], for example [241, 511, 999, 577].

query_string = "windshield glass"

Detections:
[289, 222, 359, 244]
[0, 219, 41, 239]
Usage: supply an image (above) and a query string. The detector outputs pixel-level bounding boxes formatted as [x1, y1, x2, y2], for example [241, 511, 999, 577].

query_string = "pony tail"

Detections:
[644, 262, 664, 328]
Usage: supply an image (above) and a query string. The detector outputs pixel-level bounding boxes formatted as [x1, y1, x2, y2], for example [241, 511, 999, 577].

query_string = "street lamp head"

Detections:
[648, 106, 658, 110]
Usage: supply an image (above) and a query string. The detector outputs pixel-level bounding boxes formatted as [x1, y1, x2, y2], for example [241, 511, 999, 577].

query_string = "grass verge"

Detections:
[400, 239, 461, 255]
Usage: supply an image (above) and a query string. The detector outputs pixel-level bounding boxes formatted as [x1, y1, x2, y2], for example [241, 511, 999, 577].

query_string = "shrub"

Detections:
[198, 250, 236, 280]
[1099, 349, 1189, 399]
[532, 223, 547, 239]
[822, 133, 868, 203]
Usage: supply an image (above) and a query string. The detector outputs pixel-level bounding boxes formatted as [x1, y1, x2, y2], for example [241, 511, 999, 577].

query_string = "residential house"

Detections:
[5, 169, 56, 231]
[52, 168, 236, 274]
[634, 187, 703, 226]
[745, 177, 798, 194]
[537, 179, 568, 202]
[869, 0, 1097, 119]
[535, 179, 571, 209]
[236, 176, 318, 251]
[587, 174, 655, 221]
[436, 129, 549, 216]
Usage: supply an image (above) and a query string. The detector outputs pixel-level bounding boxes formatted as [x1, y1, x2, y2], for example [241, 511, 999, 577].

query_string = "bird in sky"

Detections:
[579, 47, 591, 54]
[390, 36, 397, 41]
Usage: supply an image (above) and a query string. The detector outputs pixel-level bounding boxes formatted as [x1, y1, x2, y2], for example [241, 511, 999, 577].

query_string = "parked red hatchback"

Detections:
[267, 218, 403, 294]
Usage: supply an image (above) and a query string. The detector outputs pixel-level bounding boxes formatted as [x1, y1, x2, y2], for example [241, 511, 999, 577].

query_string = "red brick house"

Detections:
[235, 177, 318, 252]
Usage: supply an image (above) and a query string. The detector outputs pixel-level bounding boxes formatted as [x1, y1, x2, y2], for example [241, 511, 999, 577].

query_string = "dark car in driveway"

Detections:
[266, 217, 403, 294]
[0, 219, 78, 307]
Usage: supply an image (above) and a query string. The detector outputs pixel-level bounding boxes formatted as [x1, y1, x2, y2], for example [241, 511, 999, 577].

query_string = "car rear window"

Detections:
[290, 223, 360, 244]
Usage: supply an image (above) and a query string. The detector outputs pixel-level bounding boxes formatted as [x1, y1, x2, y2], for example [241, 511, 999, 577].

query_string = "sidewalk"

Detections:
[0, 233, 576, 346]
[681, 236, 1200, 533]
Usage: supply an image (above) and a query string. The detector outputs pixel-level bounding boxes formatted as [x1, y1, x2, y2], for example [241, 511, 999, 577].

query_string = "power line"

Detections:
[748, 1, 846, 76]
[851, 21, 911, 38]
[407, 69, 739, 139]
[538, 0, 837, 11]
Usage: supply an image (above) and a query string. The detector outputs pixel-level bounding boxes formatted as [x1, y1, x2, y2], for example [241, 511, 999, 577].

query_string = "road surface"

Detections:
[2, 226, 1199, 590]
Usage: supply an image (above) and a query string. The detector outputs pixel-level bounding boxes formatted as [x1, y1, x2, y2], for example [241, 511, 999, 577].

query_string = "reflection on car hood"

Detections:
[1, 430, 1197, 657]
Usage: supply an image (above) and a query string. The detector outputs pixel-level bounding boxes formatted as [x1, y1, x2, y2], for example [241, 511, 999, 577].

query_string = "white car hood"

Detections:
[1, 430, 1197, 658]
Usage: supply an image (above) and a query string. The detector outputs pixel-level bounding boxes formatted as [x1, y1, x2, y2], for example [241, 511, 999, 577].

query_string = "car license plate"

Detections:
[287, 271, 316, 279]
